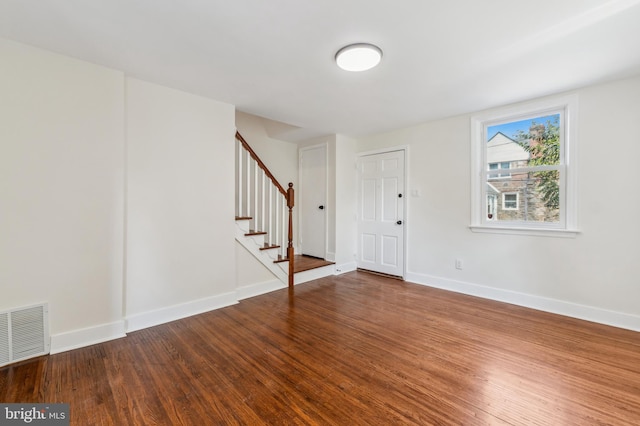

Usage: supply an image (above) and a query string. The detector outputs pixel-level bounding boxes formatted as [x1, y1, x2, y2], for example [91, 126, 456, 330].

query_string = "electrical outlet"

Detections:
[455, 258, 463, 270]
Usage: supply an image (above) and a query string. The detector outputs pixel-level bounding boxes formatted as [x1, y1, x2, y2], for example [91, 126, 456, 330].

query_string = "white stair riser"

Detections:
[246, 234, 267, 246]
[236, 219, 250, 233]
[261, 248, 279, 261]
[294, 265, 335, 285]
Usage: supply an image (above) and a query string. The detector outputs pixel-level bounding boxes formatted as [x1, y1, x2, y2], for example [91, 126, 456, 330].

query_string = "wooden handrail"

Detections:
[236, 131, 287, 197]
[236, 131, 295, 290]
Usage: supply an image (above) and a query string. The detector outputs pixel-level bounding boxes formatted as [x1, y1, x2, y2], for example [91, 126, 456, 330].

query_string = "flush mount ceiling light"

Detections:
[335, 43, 382, 72]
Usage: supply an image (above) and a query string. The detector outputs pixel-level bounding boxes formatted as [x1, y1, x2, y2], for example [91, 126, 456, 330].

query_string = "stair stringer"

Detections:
[235, 221, 289, 286]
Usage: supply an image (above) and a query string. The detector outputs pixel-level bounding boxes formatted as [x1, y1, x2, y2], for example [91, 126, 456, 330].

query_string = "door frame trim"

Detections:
[299, 142, 329, 260]
[356, 145, 409, 279]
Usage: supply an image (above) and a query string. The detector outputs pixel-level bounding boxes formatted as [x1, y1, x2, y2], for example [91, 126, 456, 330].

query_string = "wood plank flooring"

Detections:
[2, 271, 640, 425]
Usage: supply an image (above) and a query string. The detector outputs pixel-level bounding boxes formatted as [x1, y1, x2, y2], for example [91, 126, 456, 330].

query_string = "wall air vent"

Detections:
[0, 303, 50, 367]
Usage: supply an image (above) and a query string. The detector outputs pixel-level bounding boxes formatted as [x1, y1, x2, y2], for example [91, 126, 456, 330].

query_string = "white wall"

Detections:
[357, 75, 640, 330]
[298, 133, 357, 271]
[235, 241, 279, 289]
[235, 111, 298, 187]
[0, 38, 298, 354]
[334, 135, 358, 272]
[299, 135, 336, 261]
[0, 38, 126, 352]
[125, 78, 237, 331]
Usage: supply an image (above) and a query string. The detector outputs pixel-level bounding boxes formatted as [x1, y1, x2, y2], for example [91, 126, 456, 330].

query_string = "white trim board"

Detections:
[125, 292, 238, 333]
[405, 271, 640, 332]
[334, 261, 357, 275]
[51, 290, 247, 355]
[50, 320, 127, 354]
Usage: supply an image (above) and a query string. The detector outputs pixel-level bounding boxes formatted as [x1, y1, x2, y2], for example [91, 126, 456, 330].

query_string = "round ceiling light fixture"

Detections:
[335, 43, 382, 72]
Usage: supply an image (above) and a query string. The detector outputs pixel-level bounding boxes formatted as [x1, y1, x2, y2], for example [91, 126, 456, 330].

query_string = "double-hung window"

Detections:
[502, 193, 518, 210]
[470, 94, 578, 237]
[489, 162, 511, 179]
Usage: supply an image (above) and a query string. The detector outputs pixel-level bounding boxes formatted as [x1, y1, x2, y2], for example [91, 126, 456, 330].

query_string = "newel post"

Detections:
[287, 182, 295, 290]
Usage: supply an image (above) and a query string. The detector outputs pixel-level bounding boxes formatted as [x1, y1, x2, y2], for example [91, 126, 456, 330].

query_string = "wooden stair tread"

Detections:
[235, 216, 252, 220]
[273, 255, 335, 274]
[293, 255, 334, 273]
[245, 230, 267, 236]
[259, 244, 280, 251]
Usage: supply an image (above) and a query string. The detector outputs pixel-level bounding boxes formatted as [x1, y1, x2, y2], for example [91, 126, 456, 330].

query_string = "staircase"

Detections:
[235, 131, 334, 290]
[235, 131, 295, 288]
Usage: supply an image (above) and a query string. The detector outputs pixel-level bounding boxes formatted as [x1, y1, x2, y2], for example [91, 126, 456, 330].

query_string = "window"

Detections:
[489, 162, 511, 179]
[502, 193, 518, 210]
[470, 94, 578, 237]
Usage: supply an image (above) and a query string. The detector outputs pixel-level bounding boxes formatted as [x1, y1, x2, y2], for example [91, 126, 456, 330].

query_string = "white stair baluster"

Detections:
[260, 170, 266, 234]
[245, 150, 251, 221]
[253, 159, 258, 230]
[267, 183, 273, 245]
[274, 194, 279, 252]
[236, 139, 242, 217]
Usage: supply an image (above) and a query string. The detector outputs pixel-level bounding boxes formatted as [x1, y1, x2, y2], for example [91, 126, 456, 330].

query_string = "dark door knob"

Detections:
[319, 205, 324, 210]
[396, 220, 403, 225]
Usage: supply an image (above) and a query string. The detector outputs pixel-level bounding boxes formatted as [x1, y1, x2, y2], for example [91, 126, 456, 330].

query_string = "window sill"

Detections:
[469, 225, 580, 238]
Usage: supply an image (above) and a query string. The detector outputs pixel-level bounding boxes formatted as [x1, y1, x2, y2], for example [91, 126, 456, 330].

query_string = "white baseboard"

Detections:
[50, 320, 126, 355]
[334, 261, 357, 275]
[405, 271, 640, 332]
[237, 279, 285, 300]
[325, 252, 336, 262]
[125, 292, 238, 333]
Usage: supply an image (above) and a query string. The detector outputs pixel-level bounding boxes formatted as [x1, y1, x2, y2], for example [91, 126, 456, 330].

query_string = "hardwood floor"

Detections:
[2, 271, 639, 425]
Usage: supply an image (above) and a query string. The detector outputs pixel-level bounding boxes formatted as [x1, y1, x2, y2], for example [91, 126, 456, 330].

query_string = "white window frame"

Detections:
[488, 162, 511, 179]
[502, 192, 518, 210]
[470, 94, 579, 237]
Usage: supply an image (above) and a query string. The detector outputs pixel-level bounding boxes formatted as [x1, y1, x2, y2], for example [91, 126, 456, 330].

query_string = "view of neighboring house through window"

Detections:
[470, 94, 578, 235]
[485, 113, 561, 223]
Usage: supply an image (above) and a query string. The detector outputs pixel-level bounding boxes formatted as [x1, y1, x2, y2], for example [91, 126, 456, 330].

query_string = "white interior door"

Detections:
[357, 150, 405, 277]
[299, 144, 327, 258]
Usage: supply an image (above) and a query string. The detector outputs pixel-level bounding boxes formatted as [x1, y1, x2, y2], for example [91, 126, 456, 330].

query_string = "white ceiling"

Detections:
[1, 0, 640, 140]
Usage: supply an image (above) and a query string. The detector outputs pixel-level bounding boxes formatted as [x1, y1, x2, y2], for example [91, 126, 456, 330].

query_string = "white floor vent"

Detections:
[0, 303, 50, 368]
